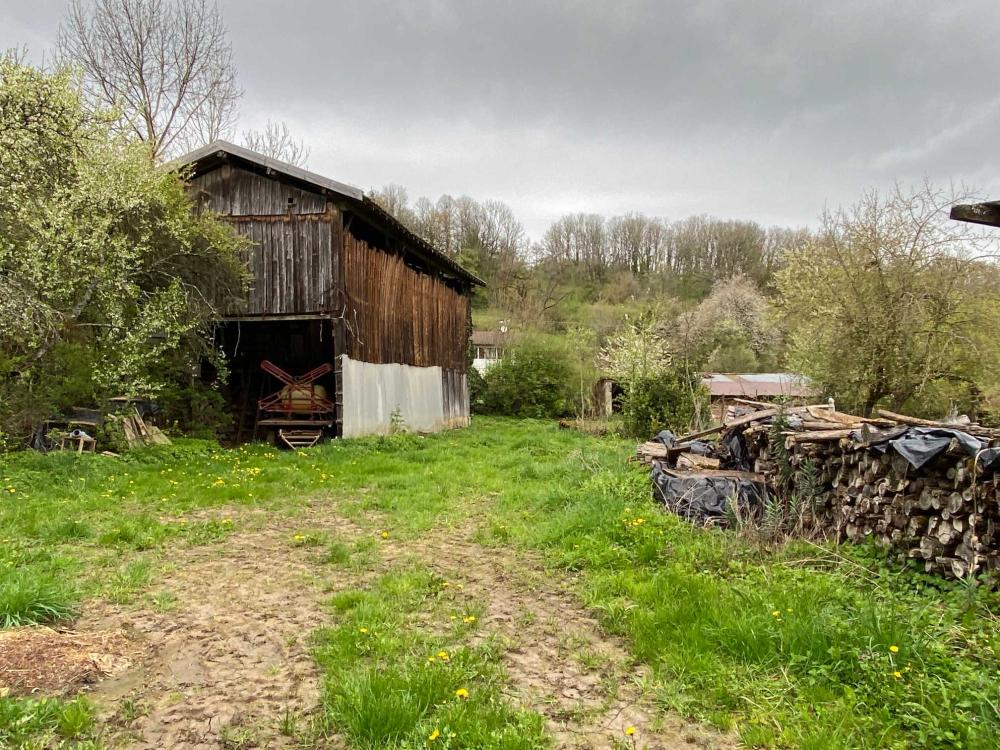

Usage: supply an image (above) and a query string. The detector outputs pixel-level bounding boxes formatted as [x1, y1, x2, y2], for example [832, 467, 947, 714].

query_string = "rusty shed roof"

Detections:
[470, 330, 507, 346]
[702, 372, 816, 398]
[169, 140, 485, 287]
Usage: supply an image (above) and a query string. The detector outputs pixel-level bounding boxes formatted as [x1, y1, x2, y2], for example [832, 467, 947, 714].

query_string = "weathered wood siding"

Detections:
[343, 234, 469, 372]
[442, 369, 470, 428]
[189, 165, 336, 316]
[191, 164, 328, 215]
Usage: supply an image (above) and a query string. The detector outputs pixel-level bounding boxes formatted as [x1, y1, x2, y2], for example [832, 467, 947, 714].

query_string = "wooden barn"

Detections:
[172, 141, 482, 444]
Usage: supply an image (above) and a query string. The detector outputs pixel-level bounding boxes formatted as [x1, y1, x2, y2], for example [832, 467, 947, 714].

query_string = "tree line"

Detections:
[370, 184, 811, 308]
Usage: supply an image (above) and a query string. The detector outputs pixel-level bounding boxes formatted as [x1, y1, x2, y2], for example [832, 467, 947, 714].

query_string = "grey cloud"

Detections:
[4, 0, 1000, 237]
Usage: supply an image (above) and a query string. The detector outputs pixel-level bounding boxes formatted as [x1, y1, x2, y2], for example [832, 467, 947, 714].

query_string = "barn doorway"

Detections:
[214, 318, 337, 443]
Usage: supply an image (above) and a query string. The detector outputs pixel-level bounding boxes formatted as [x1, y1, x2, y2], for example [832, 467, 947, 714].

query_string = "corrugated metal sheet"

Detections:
[341, 356, 469, 437]
[702, 372, 815, 398]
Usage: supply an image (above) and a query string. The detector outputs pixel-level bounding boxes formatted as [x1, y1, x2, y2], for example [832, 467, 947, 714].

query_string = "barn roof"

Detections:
[169, 140, 485, 287]
[701, 372, 816, 398]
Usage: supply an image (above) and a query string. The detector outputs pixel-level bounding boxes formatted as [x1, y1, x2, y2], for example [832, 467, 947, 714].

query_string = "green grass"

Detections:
[0, 697, 96, 748]
[2, 417, 999, 749]
[0, 568, 75, 628]
[310, 566, 548, 749]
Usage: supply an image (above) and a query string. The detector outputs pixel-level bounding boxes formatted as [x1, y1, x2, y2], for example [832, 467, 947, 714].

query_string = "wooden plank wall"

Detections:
[189, 166, 336, 316]
[343, 234, 469, 372]
[192, 164, 328, 215]
[441, 368, 470, 427]
[229, 217, 334, 314]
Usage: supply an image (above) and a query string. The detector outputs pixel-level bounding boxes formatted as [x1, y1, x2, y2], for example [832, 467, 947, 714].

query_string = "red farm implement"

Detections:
[254, 360, 335, 448]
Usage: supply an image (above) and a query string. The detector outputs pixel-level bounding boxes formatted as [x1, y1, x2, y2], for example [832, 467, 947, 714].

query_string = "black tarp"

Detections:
[650, 462, 766, 525]
[866, 426, 983, 469]
[976, 447, 1000, 475]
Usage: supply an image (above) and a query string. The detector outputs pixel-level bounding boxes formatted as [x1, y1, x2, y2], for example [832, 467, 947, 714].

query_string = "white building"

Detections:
[471, 330, 506, 374]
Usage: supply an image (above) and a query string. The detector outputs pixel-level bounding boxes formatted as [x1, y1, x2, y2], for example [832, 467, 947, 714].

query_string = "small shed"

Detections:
[172, 141, 484, 441]
[702, 372, 816, 420]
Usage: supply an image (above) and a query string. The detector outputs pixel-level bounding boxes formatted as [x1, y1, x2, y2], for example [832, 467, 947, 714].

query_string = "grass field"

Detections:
[2, 417, 998, 749]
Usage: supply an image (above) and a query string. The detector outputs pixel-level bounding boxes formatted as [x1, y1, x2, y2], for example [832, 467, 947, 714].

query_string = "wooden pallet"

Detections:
[278, 429, 324, 450]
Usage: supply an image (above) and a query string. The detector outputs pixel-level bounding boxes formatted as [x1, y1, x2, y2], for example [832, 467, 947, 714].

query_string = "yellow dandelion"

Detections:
[625, 725, 636, 736]
[454, 687, 469, 699]
[359, 627, 369, 634]
[889, 645, 899, 654]
[428, 728, 440, 742]
[771, 610, 780, 617]
[892, 670, 902, 679]
[437, 650, 450, 661]
[463, 615, 477, 624]
[380, 530, 390, 539]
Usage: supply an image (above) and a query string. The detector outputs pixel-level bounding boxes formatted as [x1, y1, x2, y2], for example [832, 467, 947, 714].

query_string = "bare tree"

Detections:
[58, 0, 241, 159]
[241, 120, 310, 167]
[369, 184, 417, 228]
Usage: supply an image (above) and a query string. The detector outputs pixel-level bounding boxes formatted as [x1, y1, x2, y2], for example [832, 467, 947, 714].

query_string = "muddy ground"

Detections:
[12, 499, 733, 749]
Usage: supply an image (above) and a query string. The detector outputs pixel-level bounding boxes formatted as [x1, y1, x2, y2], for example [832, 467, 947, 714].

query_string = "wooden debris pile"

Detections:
[637, 399, 1000, 578]
[106, 408, 171, 450]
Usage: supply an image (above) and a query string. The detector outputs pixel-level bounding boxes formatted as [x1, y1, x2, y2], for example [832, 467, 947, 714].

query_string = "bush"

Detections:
[155, 378, 232, 439]
[479, 342, 576, 418]
[621, 369, 705, 438]
[467, 366, 487, 414]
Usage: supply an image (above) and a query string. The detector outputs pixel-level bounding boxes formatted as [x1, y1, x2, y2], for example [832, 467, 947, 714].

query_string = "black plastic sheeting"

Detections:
[976, 447, 1000, 475]
[721, 430, 751, 472]
[650, 464, 766, 525]
[865, 426, 984, 470]
[649, 420, 994, 526]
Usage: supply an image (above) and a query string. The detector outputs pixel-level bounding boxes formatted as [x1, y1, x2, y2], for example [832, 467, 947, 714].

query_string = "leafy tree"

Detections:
[672, 275, 779, 373]
[776, 183, 1000, 416]
[599, 309, 672, 386]
[479, 340, 576, 418]
[621, 370, 706, 439]
[0, 58, 247, 442]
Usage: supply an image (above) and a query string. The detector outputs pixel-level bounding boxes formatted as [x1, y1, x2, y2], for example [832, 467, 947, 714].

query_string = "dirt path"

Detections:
[85, 509, 366, 749]
[377, 526, 730, 750]
[80, 501, 731, 749]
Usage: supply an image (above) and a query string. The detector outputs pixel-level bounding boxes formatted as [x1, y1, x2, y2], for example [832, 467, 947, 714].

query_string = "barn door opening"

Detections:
[212, 317, 337, 443]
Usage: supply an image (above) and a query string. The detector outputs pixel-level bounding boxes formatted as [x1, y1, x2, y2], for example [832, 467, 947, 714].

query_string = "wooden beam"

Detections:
[675, 408, 780, 443]
[950, 202, 1000, 228]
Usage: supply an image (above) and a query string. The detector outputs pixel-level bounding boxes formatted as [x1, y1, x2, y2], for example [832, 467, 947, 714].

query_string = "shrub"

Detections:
[467, 366, 487, 414]
[479, 342, 576, 418]
[0, 569, 75, 628]
[621, 369, 706, 438]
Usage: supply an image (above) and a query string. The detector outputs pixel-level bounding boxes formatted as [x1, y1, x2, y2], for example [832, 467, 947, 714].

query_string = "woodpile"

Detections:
[111, 408, 171, 449]
[638, 402, 1000, 578]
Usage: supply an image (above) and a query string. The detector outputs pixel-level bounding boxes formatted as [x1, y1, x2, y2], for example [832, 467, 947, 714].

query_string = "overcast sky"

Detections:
[4, 0, 1000, 239]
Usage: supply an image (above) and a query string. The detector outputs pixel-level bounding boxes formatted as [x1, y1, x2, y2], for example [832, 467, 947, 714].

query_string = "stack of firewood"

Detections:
[637, 400, 1000, 578]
